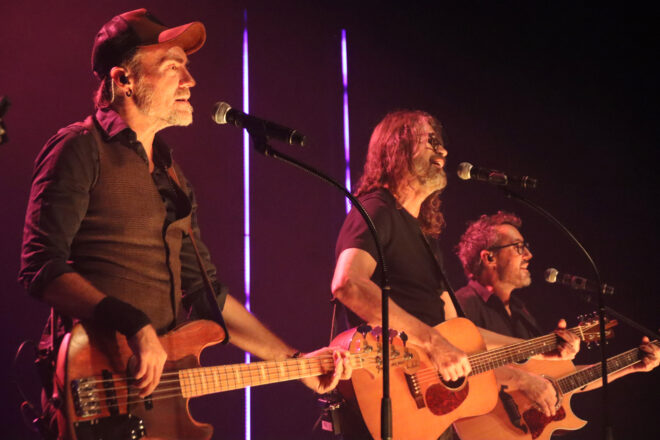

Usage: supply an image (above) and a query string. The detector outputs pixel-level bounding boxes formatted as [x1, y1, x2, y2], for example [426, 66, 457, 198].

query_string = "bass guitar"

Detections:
[453, 340, 659, 440]
[56, 319, 419, 440]
[345, 316, 615, 440]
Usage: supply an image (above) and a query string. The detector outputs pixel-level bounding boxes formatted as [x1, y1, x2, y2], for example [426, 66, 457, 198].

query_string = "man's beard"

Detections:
[133, 80, 193, 127]
[412, 156, 447, 190]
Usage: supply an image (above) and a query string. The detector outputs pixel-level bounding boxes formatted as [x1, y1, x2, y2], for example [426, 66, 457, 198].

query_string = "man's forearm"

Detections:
[41, 272, 107, 318]
[222, 294, 297, 361]
[334, 278, 448, 350]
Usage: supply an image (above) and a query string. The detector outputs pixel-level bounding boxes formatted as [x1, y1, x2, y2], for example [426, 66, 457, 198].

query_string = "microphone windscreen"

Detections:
[457, 162, 473, 180]
[211, 101, 232, 124]
[544, 268, 559, 283]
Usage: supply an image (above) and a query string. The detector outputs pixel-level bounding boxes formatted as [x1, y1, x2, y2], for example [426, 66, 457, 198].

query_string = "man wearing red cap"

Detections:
[19, 9, 350, 437]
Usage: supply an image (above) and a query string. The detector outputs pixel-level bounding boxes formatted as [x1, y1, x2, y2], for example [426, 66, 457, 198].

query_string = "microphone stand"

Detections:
[247, 128, 394, 440]
[501, 187, 659, 440]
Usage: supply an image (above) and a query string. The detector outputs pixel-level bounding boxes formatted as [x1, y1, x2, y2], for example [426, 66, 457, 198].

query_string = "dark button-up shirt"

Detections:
[455, 280, 542, 339]
[19, 108, 222, 311]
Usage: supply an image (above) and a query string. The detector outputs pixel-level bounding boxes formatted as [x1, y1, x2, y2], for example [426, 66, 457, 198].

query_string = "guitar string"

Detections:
[77, 325, 591, 391]
[73, 324, 606, 411]
[77, 331, 565, 408]
[75, 340, 422, 389]
[409, 326, 591, 383]
[75, 357, 384, 409]
[76, 353, 385, 397]
[79, 354, 342, 386]
[410, 332, 562, 382]
[557, 341, 658, 393]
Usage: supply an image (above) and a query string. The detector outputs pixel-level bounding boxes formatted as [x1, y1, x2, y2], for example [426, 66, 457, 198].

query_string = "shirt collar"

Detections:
[94, 107, 173, 169]
[469, 279, 527, 313]
[94, 107, 133, 140]
[468, 279, 496, 303]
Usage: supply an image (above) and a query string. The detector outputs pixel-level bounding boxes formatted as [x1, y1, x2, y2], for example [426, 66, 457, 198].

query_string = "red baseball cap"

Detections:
[91, 8, 206, 80]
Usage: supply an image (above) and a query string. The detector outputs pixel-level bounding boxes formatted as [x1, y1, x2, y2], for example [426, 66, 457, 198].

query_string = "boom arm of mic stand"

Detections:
[248, 130, 394, 439]
[499, 187, 613, 440]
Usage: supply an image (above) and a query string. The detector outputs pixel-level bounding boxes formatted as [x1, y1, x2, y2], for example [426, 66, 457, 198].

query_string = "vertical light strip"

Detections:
[341, 29, 351, 213]
[242, 9, 251, 440]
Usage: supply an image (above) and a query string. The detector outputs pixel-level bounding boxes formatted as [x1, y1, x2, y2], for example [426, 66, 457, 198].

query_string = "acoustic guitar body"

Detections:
[350, 318, 498, 440]
[453, 358, 586, 440]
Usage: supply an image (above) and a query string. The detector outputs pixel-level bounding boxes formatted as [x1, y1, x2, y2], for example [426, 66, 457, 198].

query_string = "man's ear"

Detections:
[481, 249, 494, 264]
[109, 66, 130, 87]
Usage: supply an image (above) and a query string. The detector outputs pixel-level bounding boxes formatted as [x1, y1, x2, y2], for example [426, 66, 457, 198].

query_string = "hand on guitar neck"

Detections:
[632, 336, 660, 372]
[536, 319, 581, 361]
[299, 348, 353, 394]
[575, 335, 660, 393]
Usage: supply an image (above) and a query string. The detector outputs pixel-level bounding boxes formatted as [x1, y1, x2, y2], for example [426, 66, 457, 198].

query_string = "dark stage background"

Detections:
[2, 1, 658, 439]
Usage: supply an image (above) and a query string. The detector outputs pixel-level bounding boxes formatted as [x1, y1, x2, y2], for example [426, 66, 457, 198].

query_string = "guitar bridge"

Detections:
[404, 373, 426, 409]
[71, 377, 101, 418]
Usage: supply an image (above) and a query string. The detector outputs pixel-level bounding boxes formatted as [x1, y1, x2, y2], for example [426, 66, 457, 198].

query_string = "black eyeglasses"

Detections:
[425, 133, 445, 154]
[488, 241, 531, 255]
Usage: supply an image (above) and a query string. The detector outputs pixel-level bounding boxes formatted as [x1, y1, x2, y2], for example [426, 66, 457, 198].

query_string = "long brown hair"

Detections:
[355, 110, 446, 237]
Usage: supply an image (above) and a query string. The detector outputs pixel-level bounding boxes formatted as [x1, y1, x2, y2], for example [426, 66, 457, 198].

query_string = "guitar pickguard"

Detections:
[523, 405, 566, 439]
[424, 378, 469, 416]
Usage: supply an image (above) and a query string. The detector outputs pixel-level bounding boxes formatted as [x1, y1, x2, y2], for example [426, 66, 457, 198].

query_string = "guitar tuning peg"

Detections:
[400, 332, 408, 346]
[388, 329, 398, 342]
[357, 324, 372, 337]
[371, 327, 383, 339]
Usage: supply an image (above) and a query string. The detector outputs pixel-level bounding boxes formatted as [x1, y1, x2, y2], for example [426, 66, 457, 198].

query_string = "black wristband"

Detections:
[93, 296, 151, 338]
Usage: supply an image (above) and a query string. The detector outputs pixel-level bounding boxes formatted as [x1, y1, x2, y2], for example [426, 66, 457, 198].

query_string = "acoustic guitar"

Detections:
[346, 317, 615, 440]
[453, 340, 659, 440]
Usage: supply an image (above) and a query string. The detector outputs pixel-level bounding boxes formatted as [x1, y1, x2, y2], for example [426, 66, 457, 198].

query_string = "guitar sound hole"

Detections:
[439, 375, 465, 390]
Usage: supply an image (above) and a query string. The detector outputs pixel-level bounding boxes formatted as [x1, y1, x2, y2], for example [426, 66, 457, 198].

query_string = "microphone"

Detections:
[457, 162, 538, 189]
[211, 101, 307, 147]
[544, 268, 615, 295]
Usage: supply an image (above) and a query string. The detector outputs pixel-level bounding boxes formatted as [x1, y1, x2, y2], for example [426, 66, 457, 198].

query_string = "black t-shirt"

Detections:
[455, 280, 542, 339]
[335, 189, 447, 327]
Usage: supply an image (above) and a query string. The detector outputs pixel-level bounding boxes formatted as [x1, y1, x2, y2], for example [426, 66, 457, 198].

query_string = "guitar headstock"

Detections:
[576, 312, 618, 347]
[348, 326, 421, 378]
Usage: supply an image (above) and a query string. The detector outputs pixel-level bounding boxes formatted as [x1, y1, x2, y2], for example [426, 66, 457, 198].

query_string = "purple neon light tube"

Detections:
[341, 29, 351, 213]
[242, 9, 251, 440]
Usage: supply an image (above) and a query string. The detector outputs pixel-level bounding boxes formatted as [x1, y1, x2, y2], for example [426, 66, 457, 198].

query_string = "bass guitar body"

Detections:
[453, 359, 585, 440]
[349, 318, 498, 440]
[57, 320, 225, 440]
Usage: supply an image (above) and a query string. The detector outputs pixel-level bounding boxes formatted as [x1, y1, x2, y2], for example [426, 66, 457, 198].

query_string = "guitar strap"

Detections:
[166, 165, 229, 343]
[419, 225, 466, 319]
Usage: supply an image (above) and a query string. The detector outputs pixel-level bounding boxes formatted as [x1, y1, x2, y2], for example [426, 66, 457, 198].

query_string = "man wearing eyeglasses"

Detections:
[455, 212, 539, 340]
[454, 212, 659, 420]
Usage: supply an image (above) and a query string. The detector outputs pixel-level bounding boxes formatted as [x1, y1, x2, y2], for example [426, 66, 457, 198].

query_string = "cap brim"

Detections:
[156, 21, 206, 54]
